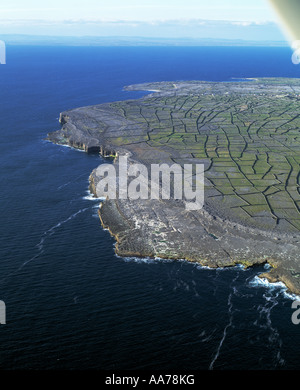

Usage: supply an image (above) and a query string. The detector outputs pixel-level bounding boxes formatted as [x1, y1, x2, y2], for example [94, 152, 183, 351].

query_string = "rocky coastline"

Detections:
[47, 78, 300, 295]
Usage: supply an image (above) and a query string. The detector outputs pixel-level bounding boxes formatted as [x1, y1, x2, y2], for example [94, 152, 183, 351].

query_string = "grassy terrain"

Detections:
[105, 79, 300, 233]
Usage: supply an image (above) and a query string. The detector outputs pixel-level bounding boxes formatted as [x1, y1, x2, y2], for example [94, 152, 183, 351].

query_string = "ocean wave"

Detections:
[283, 290, 300, 301]
[249, 275, 300, 301]
[83, 191, 106, 202]
[250, 275, 286, 290]
[18, 207, 89, 271]
[117, 255, 173, 265]
[195, 263, 246, 272]
[57, 172, 89, 190]
[56, 143, 86, 152]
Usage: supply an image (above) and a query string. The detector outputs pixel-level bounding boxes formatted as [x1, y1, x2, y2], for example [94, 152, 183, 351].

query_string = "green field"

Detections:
[105, 79, 300, 233]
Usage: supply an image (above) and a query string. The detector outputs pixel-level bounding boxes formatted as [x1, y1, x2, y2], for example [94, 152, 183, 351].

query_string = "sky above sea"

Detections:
[0, 0, 289, 44]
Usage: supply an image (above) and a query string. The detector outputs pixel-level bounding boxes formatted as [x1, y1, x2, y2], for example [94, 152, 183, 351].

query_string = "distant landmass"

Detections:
[1, 34, 289, 47]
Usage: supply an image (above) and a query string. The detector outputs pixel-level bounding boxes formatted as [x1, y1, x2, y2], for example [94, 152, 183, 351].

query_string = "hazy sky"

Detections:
[0, 0, 285, 41]
[0, 0, 275, 22]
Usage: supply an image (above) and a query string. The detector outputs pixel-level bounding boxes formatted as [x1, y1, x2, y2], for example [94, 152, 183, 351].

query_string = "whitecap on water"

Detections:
[249, 275, 300, 301]
[117, 255, 173, 265]
[122, 257, 157, 264]
[56, 143, 86, 152]
[195, 263, 246, 272]
[83, 193, 106, 201]
[249, 275, 286, 290]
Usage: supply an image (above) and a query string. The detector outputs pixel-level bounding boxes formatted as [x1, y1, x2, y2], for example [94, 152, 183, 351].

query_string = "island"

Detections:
[47, 78, 300, 295]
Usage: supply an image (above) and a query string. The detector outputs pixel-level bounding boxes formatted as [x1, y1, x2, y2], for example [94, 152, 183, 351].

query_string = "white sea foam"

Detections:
[249, 275, 300, 301]
[264, 263, 272, 270]
[83, 194, 105, 201]
[209, 292, 233, 370]
[83, 190, 106, 201]
[117, 255, 173, 265]
[56, 143, 85, 152]
[122, 256, 157, 264]
[195, 263, 246, 272]
[195, 264, 214, 271]
[118, 255, 250, 271]
[233, 263, 246, 270]
[283, 290, 300, 301]
[250, 275, 286, 289]
[57, 172, 89, 190]
[18, 207, 89, 271]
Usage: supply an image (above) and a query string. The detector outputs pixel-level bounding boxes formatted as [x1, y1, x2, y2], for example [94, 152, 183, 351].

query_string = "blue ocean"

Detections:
[0, 45, 300, 370]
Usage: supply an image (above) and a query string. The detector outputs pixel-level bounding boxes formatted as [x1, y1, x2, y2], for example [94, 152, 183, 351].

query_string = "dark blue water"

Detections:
[0, 45, 300, 370]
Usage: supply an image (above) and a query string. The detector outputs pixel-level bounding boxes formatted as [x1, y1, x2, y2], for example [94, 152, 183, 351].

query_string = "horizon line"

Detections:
[0, 34, 289, 47]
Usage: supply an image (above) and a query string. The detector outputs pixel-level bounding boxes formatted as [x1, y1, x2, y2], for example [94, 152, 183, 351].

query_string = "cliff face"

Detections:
[47, 78, 300, 295]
